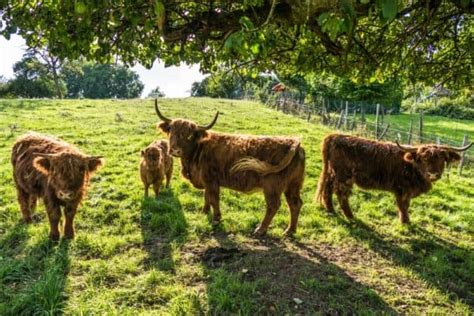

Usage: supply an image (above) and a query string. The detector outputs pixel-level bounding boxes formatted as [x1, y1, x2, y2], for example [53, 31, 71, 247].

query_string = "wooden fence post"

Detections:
[344, 101, 349, 130]
[458, 135, 469, 176]
[419, 111, 423, 143]
[336, 110, 344, 129]
[436, 137, 441, 145]
[351, 109, 357, 130]
[375, 103, 380, 139]
[407, 118, 413, 145]
[377, 124, 390, 141]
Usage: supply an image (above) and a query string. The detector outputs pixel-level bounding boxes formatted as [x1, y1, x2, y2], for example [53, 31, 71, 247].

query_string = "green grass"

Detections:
[0, 98, 473, 315]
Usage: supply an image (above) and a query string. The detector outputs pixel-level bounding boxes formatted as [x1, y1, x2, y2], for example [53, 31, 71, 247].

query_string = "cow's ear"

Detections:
[88, 157, 104, 173]
[33, 157, 51, 175]
[158, 122, 170, 135]
[403, 152, 416, 163]
[140, 150, 145, 156]
[445, 150, 461, 163]
[194, 129, 208, 140]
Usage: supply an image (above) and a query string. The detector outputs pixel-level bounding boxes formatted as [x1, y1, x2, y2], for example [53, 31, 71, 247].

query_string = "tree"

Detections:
[148, 86, 165, 98]
[79, 64, 144, 99]
[6, 56, 64, 98]
[25, 47, 64, 98]
[59, 61, 144, 99]
[1, 1, 472, 90]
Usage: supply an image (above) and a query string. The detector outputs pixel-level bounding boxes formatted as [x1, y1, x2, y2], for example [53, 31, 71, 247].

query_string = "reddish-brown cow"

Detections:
[140, 140, 173, 198]
[11, 132, 104, 240]
[154, 100, 305, 236]
[316, 134, 472, 223]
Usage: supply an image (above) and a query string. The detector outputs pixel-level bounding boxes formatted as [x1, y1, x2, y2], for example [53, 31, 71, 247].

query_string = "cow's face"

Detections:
[33, 153, 103, 201]
[403, 146, 461, 182]
[154, 100, 219, 158]
[141, 146, 163, 167]
[158, 119, 207, 158]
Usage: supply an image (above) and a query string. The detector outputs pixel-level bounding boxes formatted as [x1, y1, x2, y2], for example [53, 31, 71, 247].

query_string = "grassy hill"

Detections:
[0, 98, 473, 314]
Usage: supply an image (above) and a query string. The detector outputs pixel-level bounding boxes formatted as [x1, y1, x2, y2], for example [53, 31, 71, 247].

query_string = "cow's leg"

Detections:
[321, 175, 335, 213]
[396, 194, 410, 224]
[153, 181, 162, 199]
[45, 199, 61, 241]
[335, 183, 354, 220]
[16, 187, 32, 224]
[144, 183, 149, 198]
[205, 186, 221, 224]
[202, 192, 211, 214]
[254, 190, 281, 236]
[284, 186, 303, 236]
[64, 205, 78, 239]
[165, 164, 172, 188]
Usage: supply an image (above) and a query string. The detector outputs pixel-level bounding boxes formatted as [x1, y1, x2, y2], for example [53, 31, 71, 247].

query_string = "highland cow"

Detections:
[316, 134, 472, 223]
[11, 132, 104, 240]
[154, 100, 305, 236]
[140, 140, 173, 198]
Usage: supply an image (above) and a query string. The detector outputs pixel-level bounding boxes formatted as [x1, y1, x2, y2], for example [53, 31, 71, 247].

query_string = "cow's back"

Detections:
[11, 132, 75, 195]
[195, 133, 304, 192]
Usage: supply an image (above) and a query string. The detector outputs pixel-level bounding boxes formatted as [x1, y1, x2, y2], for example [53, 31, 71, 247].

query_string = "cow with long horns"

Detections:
[316, 134, 472, 223]
[154, 100, 306, 236]
[11, 132, 104, 240]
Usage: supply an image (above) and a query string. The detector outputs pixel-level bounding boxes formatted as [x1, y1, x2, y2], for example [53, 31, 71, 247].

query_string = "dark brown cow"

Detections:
[11, 132, 104, 240]
[154, 100, 305, 236]
[316, 134, 472, 223]
[140, 140, 173, 198]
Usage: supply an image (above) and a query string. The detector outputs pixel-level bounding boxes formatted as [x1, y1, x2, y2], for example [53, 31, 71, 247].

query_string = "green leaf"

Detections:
[360, 0, 370, 4]
[74, 1, 87, 14]
[381, 0, 397, 22]
[250, 43, 260, 55]
[154, 0, 166, 31]
[239, 16, 254, 30]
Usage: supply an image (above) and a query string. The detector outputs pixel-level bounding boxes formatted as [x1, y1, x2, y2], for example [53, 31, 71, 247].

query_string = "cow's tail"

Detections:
[230, 141, 300, 176]
[315, 136, 332, 206]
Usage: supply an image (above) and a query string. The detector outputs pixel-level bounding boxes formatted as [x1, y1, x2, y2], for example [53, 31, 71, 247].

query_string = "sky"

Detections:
[0, 35, 206, 98]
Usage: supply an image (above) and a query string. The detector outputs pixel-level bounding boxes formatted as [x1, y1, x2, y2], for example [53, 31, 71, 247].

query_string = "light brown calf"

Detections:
[140, 140, 173, 198]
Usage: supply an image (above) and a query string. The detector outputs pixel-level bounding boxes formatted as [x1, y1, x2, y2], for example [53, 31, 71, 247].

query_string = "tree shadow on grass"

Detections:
[140, 188, 187, 273]
[336, 217, 474, 308]
[0, 223, 70, 315]
[200, 232, 396, 315]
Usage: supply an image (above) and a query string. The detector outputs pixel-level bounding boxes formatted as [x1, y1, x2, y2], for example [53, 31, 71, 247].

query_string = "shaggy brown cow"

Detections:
[140, 140, 173, 198]
[316, 134, 472, 223]
[11, 132, 104, 240]
[154, 100, 305, 236]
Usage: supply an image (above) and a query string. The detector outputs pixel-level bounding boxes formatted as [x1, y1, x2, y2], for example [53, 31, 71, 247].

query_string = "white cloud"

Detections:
[0, 34, 205, 97]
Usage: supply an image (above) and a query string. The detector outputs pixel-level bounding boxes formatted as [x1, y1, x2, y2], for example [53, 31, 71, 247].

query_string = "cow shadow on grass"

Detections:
[140, 188, 187, 272]
[0, 223, 70, 315]
[200, 232, 396, 315]
[336, 217, 474, 308]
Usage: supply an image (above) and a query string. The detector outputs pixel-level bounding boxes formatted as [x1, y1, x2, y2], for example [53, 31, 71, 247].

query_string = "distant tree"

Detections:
[25, 47, 64, 98]
[6, 56, 65, 98]
[61, 59, 85, 98]
[147, 86, 165, 98]
[60, 63, 144, 99]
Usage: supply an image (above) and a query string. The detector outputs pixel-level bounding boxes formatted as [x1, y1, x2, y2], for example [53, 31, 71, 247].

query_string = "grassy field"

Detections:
[0, 98, 473, 315]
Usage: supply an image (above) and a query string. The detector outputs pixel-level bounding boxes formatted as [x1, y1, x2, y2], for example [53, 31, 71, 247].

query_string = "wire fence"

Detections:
[262, 92, 473, 174]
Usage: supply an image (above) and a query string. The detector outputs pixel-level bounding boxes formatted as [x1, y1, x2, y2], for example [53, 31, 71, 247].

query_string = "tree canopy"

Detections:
[1, 1, 472, 90]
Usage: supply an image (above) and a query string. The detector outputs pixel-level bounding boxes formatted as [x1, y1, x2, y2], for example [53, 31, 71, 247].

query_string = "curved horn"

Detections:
[154, 99, 171, 122]
[198, 111, 220, 130]
[395, 141, 417, 153]
[449, 142, 473, 152]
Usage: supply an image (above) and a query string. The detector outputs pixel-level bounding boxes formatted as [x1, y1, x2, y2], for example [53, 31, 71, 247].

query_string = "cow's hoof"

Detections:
[283, 228, 296, 237]
[253, 227, 267, 237]
[63, 233, 75, 240]
[49, 234, 60, 242]
[21, 217, 33, 224]
[211, 218, 221, 226]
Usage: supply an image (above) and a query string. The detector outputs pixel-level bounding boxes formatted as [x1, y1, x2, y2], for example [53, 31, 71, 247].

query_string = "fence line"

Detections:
[266, 92, 472, 172]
